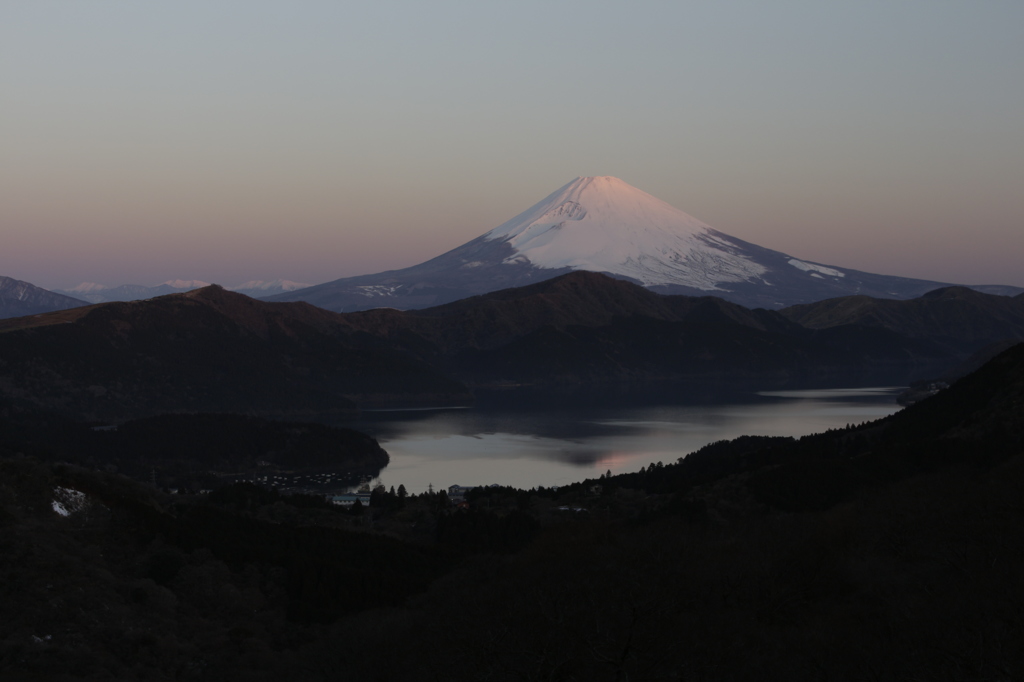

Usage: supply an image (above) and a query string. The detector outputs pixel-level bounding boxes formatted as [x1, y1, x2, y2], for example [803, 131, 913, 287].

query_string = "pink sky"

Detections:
[2, 2, 1022, 290]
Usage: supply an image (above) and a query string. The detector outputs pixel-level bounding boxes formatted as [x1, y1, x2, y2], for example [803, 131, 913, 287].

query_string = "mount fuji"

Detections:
[267, 176, 1021, 311]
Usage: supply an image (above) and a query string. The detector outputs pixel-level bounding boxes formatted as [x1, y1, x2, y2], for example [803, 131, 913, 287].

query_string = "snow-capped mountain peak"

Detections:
[230, 279, 311, 293]
[264, 175, 1021, 312]
[52, 279, 213, 304]
[66, 282, 110, 293]
[485, 176, 766, 290]
[162, 279, 211, 289]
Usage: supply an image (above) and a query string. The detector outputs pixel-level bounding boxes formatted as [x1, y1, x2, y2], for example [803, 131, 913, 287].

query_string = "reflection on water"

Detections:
[757, 387, 904, 399]
[348, 387, 905, 494]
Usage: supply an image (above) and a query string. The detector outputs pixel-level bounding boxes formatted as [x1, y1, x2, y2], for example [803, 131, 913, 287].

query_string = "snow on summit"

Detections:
[67, 282, 109, 293]
[485, 176, 766, 290]
[162, 279, 211, 289]
[265, 174, 1011, 312]
[230, 280, 311, 292]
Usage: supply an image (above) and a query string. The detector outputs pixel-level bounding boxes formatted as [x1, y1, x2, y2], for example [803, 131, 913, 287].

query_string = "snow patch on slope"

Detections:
[357, 285, 401, 298]
[66, 282, 109, 293]
[788, 259, 845, 278]
[485, 176, 766, 290]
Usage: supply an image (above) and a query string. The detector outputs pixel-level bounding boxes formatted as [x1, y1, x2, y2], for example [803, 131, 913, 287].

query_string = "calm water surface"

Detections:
[349, 387, 904, 494]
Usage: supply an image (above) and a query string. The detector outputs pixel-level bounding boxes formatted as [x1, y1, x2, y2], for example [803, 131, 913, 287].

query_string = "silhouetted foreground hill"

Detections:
[583, 340, 1024, 513]
[2, 344, 1022, 680]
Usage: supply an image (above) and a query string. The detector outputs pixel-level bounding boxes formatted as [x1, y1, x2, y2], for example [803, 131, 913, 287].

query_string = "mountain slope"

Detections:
[0, 276, 87, 319]
[344, 271, 802, 355]
[4, 274, 1010, 421]
[0, 286, 469, 420]
[335, 272, 953, 391]
[267, 176, 1022, 312]
[781, 287, 1024, 354]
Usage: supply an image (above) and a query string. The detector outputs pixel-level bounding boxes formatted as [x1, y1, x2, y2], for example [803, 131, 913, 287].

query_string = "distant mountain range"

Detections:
[51, 279, 312, 304]
[7, 176, 1020, 319]
[3, 272, 1023, 420]
[0, 276, 87, 318]
[229, 279, 313, 297]
[265, 176, 1023, 312]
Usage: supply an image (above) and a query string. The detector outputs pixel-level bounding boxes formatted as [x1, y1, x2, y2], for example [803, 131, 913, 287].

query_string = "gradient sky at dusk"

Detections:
[3, 1, 1023, 291]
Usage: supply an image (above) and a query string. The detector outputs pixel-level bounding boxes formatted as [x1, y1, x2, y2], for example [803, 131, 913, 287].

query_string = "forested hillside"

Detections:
[2, 345, 1022, 679]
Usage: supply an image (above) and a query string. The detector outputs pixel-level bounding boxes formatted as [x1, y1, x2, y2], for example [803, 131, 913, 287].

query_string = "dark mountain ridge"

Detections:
[340, 271, 801, 355]
[0, 286, 469, 421]
[2, 273, 1019, 421]
[781, 285, 1024, 354]
[336, 272, 958, 390]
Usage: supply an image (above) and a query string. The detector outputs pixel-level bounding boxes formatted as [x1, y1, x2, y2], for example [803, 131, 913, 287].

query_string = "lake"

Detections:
[348, 386, 905, 494]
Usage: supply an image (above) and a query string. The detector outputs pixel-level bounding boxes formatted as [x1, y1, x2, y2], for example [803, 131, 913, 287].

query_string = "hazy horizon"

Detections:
[3, 2, 1022, 291]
